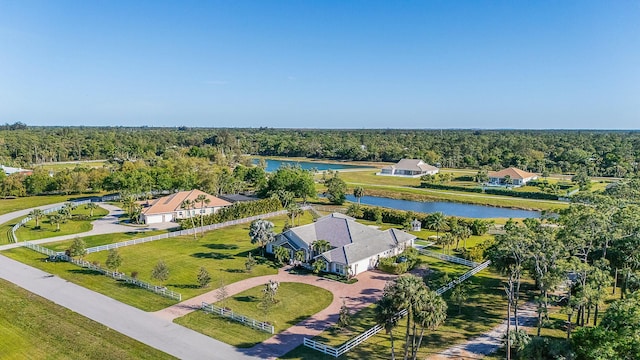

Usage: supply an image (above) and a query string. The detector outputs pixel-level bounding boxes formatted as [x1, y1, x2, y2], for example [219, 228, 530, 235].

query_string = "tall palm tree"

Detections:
[375, 295, 400, 360]
[441, 233, 454, 254]
[48, 213, 63, 231]
[181, 199, 197, 239]
[195, 194, 210, 236]
[411, 290, 447, 360]
[391, 275, 424, 360]
[28, 208, 44, 228]
[425, 212, 447, 241]
[353, 186, 365, 205]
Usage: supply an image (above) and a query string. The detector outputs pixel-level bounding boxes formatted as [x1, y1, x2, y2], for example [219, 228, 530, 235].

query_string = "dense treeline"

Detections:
[1, 125, 639, 176]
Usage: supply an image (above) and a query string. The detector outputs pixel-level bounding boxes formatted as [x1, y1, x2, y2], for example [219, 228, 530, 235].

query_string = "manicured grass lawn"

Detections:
[0, 278, 175, 360]
[0, 193, 97, 216]
[4, 213, 315, 311]
[44, 229, 170, 252]
[1, 247, 176, 311]
[174, 282, 333, 348]
[14, 204, 109, 241]
[282, 260, 506, 359]
[34, 160, 108, 171]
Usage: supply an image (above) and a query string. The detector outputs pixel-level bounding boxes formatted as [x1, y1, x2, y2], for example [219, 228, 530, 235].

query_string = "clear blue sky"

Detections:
[1, 1, 638, 129]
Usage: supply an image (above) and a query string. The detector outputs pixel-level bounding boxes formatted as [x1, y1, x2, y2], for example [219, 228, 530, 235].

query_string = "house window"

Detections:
[200, 209, 205, 214]
[178, 212, 183, 216]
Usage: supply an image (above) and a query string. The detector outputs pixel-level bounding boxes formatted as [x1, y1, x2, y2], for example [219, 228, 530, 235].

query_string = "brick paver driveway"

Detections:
[155, 267, 397, 359]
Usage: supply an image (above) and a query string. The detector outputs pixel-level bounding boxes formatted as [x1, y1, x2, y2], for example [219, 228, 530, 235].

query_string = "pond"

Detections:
[345, 195, 541, 219]
[254, 158, 372, 172]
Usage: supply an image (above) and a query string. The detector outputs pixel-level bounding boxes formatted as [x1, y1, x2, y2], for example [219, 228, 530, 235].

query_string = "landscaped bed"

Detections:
[174, 282, 333, 348]
[0, 278, 175, 359]
[14, 204, 109, 241]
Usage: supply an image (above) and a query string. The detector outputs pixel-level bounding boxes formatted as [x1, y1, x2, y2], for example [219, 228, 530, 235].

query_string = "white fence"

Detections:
[303, 259, 491, 357]
[418, 249, 479, 268]
[84, 208, 298, 254]
[22, 241, 182, 301]
[201, 302, 274, 334]
[10, 199, 93, 243]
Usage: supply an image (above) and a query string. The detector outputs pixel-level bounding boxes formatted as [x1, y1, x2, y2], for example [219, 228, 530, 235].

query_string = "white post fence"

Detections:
[22, 241, 182, 301]
[201, 302, 274, 334]
[303, 257, 491, 357]
[418, 249, 479, 267]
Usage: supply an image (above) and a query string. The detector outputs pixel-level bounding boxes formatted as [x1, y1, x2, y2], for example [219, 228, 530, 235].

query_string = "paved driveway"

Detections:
[0, 254, 259, 360]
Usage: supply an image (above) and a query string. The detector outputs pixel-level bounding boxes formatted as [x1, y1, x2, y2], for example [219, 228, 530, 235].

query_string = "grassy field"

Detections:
[3, 213, 314, 310]
[34, 160, 109, 171]
[14, 204, 109, 241]
[0, 193, 97, 216]
[175, 282, 333, 348]
[282, 257, 507, 359]
[44, 229, 170, 252]
[0, 278, 175, 360]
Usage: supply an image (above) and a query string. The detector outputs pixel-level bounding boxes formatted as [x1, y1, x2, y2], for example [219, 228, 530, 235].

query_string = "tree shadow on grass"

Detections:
[203, 243, 238, 250]
[191, 252, 233, 260]
[68, 268, 103, 276]
[225, 268, 246, 273]
[167, 284, 200, 289]
[234, 295, 258, 302]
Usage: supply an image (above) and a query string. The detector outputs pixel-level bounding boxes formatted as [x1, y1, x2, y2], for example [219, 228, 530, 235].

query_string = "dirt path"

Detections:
[427, 301, 538, 359]
[155, 268, 396, 359]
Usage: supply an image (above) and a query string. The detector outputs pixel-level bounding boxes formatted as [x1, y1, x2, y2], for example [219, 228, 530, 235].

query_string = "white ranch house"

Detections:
[267, 213, 416, 276]
[378, 159, 439, 177]
[141, 190, 232, 224]
[487, 167, 538, 187]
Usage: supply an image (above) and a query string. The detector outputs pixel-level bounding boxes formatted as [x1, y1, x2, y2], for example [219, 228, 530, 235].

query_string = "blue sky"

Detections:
[0, 1, 638, 129]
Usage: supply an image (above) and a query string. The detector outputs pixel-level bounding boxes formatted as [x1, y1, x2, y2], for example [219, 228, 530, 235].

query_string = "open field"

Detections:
[175, 282, 333, 348]
[44, 229, 170, 252]
[34, 160, 109, 171]
[15, 204, 109, 241]
[282, 257, 507, 359]
[0, 278, 175, 359]
[0, 193, 97, 216]
[3, 213, 314, 311]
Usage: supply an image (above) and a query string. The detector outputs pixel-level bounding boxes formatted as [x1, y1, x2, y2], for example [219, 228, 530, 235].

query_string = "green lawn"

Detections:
[14, 204, 109, 241]
[3, 213, 314, 311]
[34, 160, 108, 171]
[0, 193, 97, 216]
[0, 278, 175, 360]
[174, 282, 333, 348]
[282, 260, 507, 359]
[44, 229, 171, 252]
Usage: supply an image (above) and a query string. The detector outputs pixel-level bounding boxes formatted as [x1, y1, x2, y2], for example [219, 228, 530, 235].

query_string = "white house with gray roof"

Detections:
[266, 213, 416, 276]
[378, 159, 439, 177]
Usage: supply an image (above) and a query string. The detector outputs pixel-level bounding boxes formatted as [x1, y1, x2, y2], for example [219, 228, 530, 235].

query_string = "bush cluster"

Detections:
[179, 198, 282, 229]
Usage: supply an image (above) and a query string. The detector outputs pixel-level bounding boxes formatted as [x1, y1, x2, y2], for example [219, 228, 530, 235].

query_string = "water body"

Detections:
[345, 195, 541, 219]
[255, 158, 372, 172]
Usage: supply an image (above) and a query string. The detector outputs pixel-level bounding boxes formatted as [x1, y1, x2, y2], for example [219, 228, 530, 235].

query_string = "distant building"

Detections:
[0, 165, 32, 176]
[267, 213, 415, 276]
[378, 159, 439, 178]
[141, 189, 232, 224]
[487, 167, 538, 187]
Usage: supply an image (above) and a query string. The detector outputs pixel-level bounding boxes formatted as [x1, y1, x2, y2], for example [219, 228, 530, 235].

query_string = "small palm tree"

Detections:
[28, 208, 44, 228]
[294, 249, 306, 266]
[85, 202, 98, 217]
[353, 186, 365, 205]
[311, 240, 331, 255]
[48, 213, 64, 231]
[195, 194, 210, 236]
[274, 246, 290, 266]
[425, 212, 447, 241]
[181, 199, 197, 238]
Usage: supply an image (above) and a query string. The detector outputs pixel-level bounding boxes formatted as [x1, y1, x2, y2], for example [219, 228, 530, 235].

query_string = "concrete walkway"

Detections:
[1, 202, 178, 250]
[427, 301, 538, 359]
[0, 254, 259, 360]
[155, 268, 396, 359]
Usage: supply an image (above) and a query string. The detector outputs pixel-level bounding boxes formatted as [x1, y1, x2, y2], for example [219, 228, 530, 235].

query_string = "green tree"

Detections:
[337, 299, 351, 330]
[274, 246, 290, 266]
[181, 199, 197, 239]
[85, 202, 98, 217]
[450, 282, 469, 314]
[375, 293, 401, 360]
[195, 194, 210, 236]
[245, 253, 257, 273]
[425, 212, 447, 241]
[67, 237, 86, 258]
[249, 219, 275, 256]
[197, 266, 211, 288]
[353, 186, 365, 205]
[411, 290, 448, 360]
[325, 175, 347, 205]
[311, 240, 331, 255]
[28, 208, 44, 228]
[151, 260, 169, 282]
[312, 258, 326, 274]
[48, 213, 64, 231]
[105, 249, 123, 272]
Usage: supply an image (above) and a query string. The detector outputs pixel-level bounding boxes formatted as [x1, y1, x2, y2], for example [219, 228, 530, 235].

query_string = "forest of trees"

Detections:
[1, 124, 639, 177]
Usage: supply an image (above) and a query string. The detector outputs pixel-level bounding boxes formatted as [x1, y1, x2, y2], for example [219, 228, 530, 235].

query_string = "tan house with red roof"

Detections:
[141, 190, 232, 224]
[488, 167, 538, 187]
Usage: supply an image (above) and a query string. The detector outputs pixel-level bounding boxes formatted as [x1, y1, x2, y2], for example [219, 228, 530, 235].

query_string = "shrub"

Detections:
[179, 198, 282, 229]
[420, 182, 483, 193]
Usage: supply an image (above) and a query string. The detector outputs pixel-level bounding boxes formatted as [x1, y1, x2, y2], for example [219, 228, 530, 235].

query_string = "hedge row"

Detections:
[179, 197, 282, 229]
[420, 182, 483, 193]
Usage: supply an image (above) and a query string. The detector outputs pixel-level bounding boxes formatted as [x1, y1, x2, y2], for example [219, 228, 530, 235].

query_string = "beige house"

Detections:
[141, 190, 232, 224]
[378, 159, 439, 177]
[488, 167, 538, 187]
[267, 213, 416, 276]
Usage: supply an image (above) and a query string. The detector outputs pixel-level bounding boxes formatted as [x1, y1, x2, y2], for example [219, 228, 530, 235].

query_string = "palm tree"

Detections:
[249, 219, 276, 256]
[60, 202, 75, 220]
[311, 240, 331, 255]
[85, 202, 98, 217]
[353, 186, 365, 205]
[375, 295, 400, 360]
[294, 249, 306, 266]
[441, 233, 455, 254]
[312, 258, 326, 274]
[274, 246, 290, 265]
[287, 203, 304, 226]
[425, 212, 447, 241]
[120, 194, 136, 217]
[28, 208, 44, 228]
[391, 275, 424, 360]
[48, 213, 64, 231]
[181, 199, 197, 239]
[411, 290, 447, 360]
[195, 194, 210, 236]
